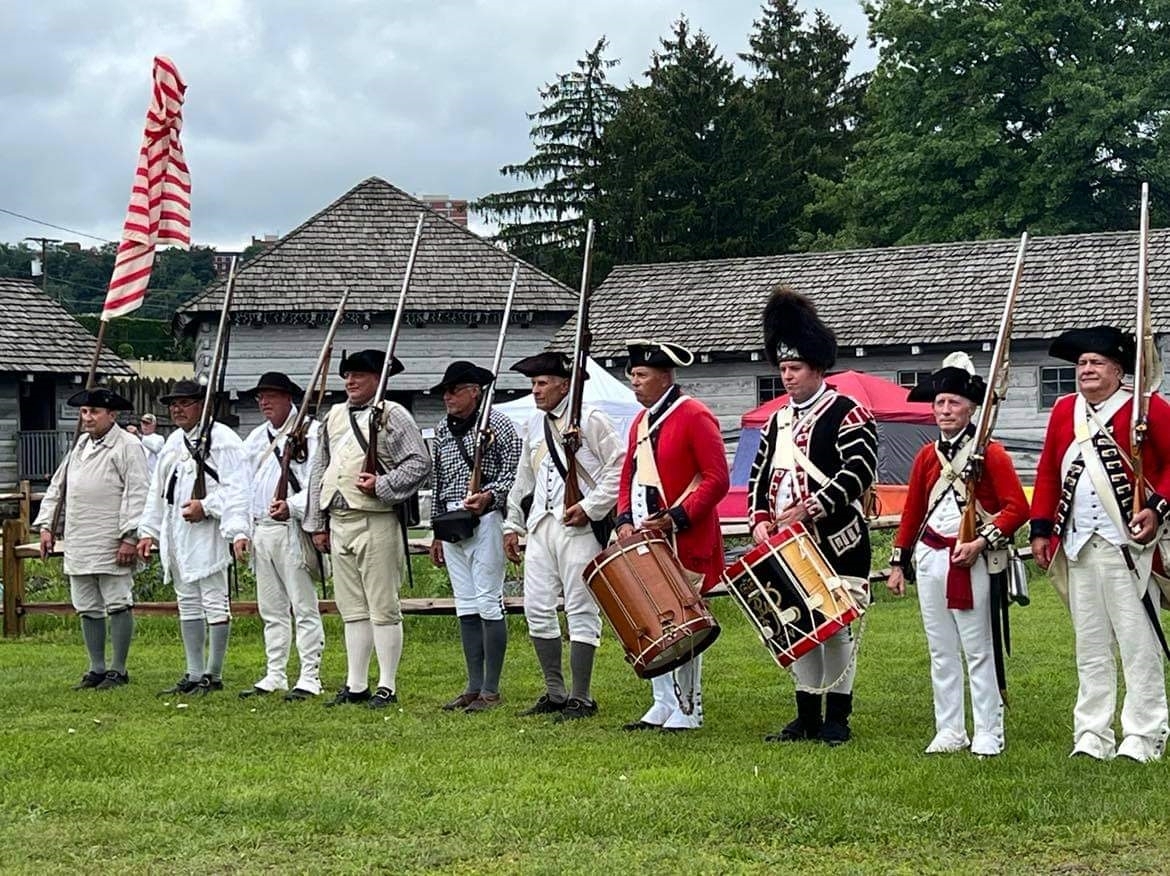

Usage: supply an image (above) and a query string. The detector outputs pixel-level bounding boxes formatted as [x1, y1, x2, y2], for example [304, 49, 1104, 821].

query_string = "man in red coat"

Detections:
[1030, 326, 1170, 762]
[887, 353, 1029, 757]
[615, 339, 729, 732]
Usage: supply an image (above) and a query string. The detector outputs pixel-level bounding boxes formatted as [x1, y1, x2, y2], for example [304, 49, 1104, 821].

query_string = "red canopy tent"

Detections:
[742, 370, 935, 428]
[719, 371, 937, 521]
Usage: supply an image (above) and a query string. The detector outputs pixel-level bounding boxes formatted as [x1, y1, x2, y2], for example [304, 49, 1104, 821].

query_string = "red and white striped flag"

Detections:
[102, 55, 191, 321]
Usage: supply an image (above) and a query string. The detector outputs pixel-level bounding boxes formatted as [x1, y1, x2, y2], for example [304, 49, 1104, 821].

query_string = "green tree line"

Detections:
[0, 242, 217, 359]
[476, 0, 1170, 285]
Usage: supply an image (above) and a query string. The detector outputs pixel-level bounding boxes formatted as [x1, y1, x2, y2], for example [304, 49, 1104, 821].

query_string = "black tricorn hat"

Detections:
[1048, 326, 1136, 374]
[240, 371, 303, 399]
[763, 286, 837, 371]
[907, 353, 987, 405]
[429, 360, 495, 395]
[339, 349, 404, 378]
[510, 351, 584, 380]
[159, 379, 206, 405]
[67, 386, 133, 411]
[624, 338, 695, 372]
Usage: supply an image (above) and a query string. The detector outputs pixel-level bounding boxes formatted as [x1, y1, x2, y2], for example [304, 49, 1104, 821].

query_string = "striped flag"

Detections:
[102, 56, 191, 321]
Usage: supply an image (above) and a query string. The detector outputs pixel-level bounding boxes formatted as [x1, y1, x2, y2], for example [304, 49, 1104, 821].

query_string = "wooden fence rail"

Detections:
[2, 516, 905, 638]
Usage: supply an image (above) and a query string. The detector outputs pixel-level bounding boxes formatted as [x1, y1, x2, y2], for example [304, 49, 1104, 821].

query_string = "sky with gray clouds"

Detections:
[0, 0, 874, 251]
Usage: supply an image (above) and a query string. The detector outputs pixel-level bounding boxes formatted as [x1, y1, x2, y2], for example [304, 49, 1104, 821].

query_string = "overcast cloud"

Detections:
[0, 0, 873, 251]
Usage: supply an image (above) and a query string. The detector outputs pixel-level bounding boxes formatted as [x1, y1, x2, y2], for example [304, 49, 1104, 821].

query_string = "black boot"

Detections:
[765, 691, 823, 742]
[819, 692, 853, 746]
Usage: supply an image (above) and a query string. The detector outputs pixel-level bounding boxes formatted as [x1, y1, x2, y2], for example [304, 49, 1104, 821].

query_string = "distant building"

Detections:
[179, 178, 575, 433]
[212, 251, 242, 278]
[417, 195, 468, 227]
[551, 229, 1170, 476]
[0, 278, 134, 487]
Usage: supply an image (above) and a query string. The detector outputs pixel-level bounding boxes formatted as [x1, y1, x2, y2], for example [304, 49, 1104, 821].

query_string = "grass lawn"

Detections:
[2, 556, 1169, 874]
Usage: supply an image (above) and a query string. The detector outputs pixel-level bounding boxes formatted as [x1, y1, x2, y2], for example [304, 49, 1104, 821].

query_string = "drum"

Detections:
[721, 523, 863, 668]
[584, 530, 720, 679]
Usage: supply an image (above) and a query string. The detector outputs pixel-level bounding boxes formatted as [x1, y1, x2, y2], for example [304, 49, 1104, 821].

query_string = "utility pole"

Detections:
[24, 236, 61, 300]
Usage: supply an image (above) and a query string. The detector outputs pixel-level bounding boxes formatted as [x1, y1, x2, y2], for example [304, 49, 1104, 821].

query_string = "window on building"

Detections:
[1040, 365, 1076, 408]
[757, 375, 784, 404]
[896, 370, 933, 389]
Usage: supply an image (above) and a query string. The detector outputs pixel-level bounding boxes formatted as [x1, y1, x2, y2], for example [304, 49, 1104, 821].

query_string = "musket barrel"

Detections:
[198, 256, 238, 435]
[377, 212, 426, 398]
[479, 264, 520, 428]
[1132, 183, 1152, 513]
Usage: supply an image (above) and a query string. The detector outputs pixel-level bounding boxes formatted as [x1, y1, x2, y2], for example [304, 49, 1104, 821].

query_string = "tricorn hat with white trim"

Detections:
[625, 338, 695, 372]
[907, 352, 987, 405]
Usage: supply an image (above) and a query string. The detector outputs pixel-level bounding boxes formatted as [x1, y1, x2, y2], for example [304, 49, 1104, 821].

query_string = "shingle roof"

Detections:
[0, 279, 133, 376]
[182, 177, 576, 316]
[556, 229, 1170, 357]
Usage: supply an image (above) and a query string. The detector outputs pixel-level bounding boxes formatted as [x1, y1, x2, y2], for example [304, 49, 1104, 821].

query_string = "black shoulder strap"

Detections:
[542, 415, 570, 483]
[170, 436, 220, 505]
[454, 432, 476, 471]
[348, 407, 386, 475]
[272, 444, 301, 493]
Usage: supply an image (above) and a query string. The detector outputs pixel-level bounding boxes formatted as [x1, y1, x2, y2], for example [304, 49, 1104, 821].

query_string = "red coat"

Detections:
[1031, 392, 1170, 542]
[617, 397, 730, 591]
[893, 439, 1029, 558]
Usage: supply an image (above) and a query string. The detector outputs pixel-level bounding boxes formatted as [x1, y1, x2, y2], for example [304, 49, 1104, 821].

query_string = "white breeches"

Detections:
[70, 573, 134, 617]
[790, 625, 856, 694]
[915, 543, 1003, 745]
[253, 521, 324, 693]
[445, 511, 506, 621]
[172, 564, 231, 624]
[522, 517, 602, 646]
[1067, 535, 1168, 759]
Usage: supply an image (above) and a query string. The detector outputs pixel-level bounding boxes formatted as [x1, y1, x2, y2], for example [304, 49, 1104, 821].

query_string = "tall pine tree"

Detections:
[598, 17, 773, 263]
[474, 37, 620, 283]
[739, 0, 864, 250]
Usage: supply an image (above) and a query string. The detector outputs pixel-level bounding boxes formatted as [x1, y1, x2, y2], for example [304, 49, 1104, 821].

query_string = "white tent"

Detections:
[497, 356, 642, 442]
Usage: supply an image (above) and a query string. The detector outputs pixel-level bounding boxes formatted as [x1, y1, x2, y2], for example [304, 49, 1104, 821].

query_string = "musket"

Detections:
[561, 220, 596, 512]
[273, 288, 350, 505]
[191, 257, 238, 501]
[1132, 182, 1158, 517]
[958, 233, 1028, 544]
[468, 264, 520, 497]
[363, 212, 426, 477]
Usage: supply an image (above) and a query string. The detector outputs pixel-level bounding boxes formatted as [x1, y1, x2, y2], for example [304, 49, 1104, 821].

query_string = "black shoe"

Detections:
[238, 686, 272, 699]
[94, 670, 129, 690]
[284, 688, 316, 702]
[368, 687, 398, 710]
[554, 697, 598, 722]
[765, 691, 824, 742]
[324, 685, 372, 707]
[518, 694, 567, 716]
[765, 717, 814, 743]
[820, 692, 853, 746]
[192, 674, 224, 696]
[158, 675, 200, 696]
[622, 720, 662, 732]
[819, 721, 852, 747]
[73, 671, 106, 690]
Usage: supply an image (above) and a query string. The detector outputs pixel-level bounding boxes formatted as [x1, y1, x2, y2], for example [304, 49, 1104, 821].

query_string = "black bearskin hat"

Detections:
[763, 286, 837, 371]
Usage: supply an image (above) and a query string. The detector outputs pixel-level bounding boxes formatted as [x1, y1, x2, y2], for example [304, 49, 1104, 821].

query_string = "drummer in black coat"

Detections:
[748, 286, 878, 745]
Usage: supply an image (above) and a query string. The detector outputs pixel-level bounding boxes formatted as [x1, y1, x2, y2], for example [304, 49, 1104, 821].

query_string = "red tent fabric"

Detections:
[741, 370, 935, 427]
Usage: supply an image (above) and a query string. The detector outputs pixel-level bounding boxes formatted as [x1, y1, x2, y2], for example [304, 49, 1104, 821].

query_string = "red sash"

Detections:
[921, 526, 974, 611]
